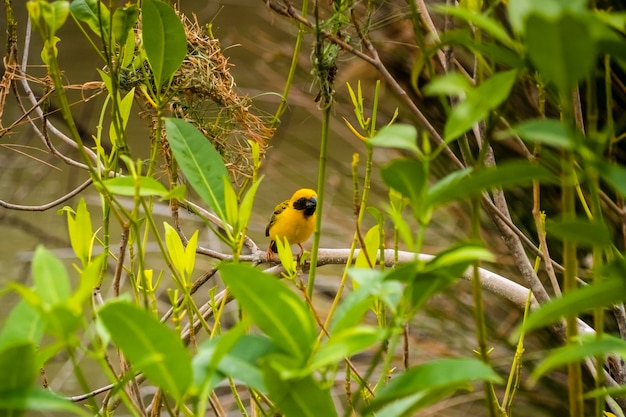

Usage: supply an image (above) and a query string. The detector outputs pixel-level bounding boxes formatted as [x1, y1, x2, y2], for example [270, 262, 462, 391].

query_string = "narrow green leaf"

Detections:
[426, 161, 556, 207]
[219, 263, 316, 360]
[109, 88, 135, 147]
[63, 198, 93, 267]
[263, 362, 338, 417]
[238, 176, 264, 234]
[68, 255, 104, 310]
[100, 176, 168, 197]
[0, 388, 90, 416]
[532, 334, 626, 380]
[0, 301, 43, 350]
[32, 246, 71, 306]
[69, 0, 110, 38]
[364, 358, 502, 413]
[526, 12, 596, 95]
[309, 326, 386, 370]
[184, 230, 198, 278]
[519, 272, 626, 336]
[367, 124, 419, 156]
[142, 0, 187, 89]
[547, 218, 613, 247]
[444, 70, 518, 143]
[98, 300, 192, 401]
[509, 118, 578, 149]
[112, 4, 139, 46]
[165, 118, 228, 219]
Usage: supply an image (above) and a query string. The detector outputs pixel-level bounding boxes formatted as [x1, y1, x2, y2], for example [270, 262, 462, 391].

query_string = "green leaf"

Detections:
[32, 246, 71, 306]
[508, 0, 587, 34]
[262, 362, 338, 417]
[109, 88, 135, 148]
[355, 224, 380, 268]
[368, 124, 419, 156]
[423, 72, 472, 97]
[218, 263, 316, 360]
[68, 255, 104, 310]
[432, 5, 517, 49]
[0, 388, 90, 417]
[164, 222, 186, 278]
[112, 4, 139, 46]
[363, 358, 502, 413]
[532, 334, 626, 380]
[41, 0, 70, 36]
[599, 163, 626, 198]
[526, 12, 596, 95]
[509, 118, 578, 149]
[0, 342, 37, 392]
[69, 0, 110, 38]
[444, 70, 518, 143]
[62, 197, 93, 267]
[381, 159, 428, 221]
[546, 218, 613, 248]
[100, 175, 168, 197]
[165, 118, 228, 219]
[238, 176, 263, 234]
[142, 0, 187, 89]
[0, 301, 43, 350]
[426, 161, 556, 207]
[309, 326, 386, 370]
[98, 300, 192, 401]
[519, 265, 626, 335]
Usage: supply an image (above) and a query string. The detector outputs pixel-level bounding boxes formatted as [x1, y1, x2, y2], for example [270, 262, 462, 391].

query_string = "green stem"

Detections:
[307, 106, 330, 298]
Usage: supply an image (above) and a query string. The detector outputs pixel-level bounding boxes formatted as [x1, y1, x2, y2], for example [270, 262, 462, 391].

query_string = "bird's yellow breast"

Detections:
[267, 207, 316, 245]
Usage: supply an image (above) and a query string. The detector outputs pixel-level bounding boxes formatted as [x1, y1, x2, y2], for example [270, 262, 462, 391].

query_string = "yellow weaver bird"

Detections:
[265, 188, 317, 260]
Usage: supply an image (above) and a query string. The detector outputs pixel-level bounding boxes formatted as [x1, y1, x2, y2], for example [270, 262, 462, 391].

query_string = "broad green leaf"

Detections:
[509, 118, 578, 149]
[0, 343, 37, 392]
[526, 12, 596, 95]
[363, 358, 502, 413]
[192, 321, 248, 400]
[194, 332, 278, 395]
[40, 36, 60, 66]
[423, 72, 472, 97]
[112, 4, 139, 46]
[432, 5, 517, 49]
[355, 224, 380, 269]
[100, 175, 168, 197]
[164, 222, 186, 279]
[508, 0, 587, 34]
[165, 118, 228, 219]
[546, 218, 613, 248]
[368, 124, 419, 156]
[381, 159, 428, 221]
[309, 326, 386, 370]
[219, 263, 316, 360]
[0, 301, 43, 350]
[40, 0, 70, 36]
[426, 161, 556, 207]
[0, 388, 90, 417]
[263, 362, 338, 417]
[439, 30, 525, 69]
[444, 70, 518, 143]
[519, 266, 626, 336]
[142, 0, 187, 89]
[599, 163, 626, 198]
[44, 304, 82, 341]
[70, 0, 110, 38]
[532, 334, 626, 380]
[32, 246, 71, 306]
[372, 388, 461, 417]
[98, 300, 192, 401]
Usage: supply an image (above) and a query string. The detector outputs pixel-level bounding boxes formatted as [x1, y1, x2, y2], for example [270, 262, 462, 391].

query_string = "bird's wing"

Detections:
[265, 199, 290, 236]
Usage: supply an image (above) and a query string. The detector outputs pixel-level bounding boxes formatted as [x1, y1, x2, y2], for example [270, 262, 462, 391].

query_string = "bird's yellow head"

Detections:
[290, 188, 317, 218]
